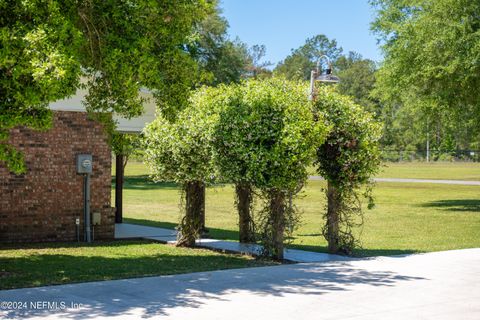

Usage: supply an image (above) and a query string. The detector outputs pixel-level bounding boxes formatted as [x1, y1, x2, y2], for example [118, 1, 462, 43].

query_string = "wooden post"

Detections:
[236, 183, 255, 243]
[115, 154, 124, 223]
[200, 183, 206, 234]
[270, 190, 285, 260]
[177, 181, 204, 247]
[326, 181, 340, 253]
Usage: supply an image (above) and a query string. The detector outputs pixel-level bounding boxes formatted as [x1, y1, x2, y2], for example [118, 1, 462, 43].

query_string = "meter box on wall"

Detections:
[76, 154, 93, 174]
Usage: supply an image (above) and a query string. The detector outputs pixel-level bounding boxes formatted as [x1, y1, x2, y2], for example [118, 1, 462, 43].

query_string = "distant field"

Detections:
[113, 161, 480, 257]
[123, 161, 480, 181]
[377, 162, 480, 181]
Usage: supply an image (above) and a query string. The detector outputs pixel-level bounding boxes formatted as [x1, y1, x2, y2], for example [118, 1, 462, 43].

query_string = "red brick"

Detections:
[0, 111, 114, 242]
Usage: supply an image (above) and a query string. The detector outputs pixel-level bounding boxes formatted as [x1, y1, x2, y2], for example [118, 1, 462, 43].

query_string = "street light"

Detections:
[308, 55, 340, 100]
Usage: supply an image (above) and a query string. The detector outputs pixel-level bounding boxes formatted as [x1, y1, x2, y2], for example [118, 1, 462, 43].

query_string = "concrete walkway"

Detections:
[115, 223, 350, 263]
[1, 248, 479, 319]
[309, 176, 480, 185]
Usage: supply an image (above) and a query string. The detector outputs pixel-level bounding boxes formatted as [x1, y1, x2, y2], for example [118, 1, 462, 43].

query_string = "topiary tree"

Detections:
[210, 83, 256, 243]
[312, 86, 382, 255]
[214, 78, 329, 259]
[143, 97, 217, 247]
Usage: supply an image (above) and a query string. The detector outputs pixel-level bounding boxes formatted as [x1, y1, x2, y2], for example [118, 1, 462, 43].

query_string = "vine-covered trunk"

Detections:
[326, 181, 340, 253]
[236, 183, 255, 243]
[269, 190, 286, 260]
[177, 181, 204, 247]
[199, 183, 207, 234]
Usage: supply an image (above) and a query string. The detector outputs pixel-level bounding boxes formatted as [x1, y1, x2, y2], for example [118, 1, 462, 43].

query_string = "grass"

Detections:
[116, 162, 480, 257]
[376, 162, 480, 181]
[305, 161, 480, 180]
[0, 240, 273, 290]
[133, 161, 480, 181]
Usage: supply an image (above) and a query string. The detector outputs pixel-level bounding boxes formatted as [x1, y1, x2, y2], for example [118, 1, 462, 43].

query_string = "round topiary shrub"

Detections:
[312, 86, 382, 255]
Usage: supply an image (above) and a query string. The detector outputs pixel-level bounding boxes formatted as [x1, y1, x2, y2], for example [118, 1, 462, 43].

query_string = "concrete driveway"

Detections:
[1, 248, 479, 319]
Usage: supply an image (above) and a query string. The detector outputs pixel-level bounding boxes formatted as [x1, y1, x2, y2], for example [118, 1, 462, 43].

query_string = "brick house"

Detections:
[0, 88, 155, 242]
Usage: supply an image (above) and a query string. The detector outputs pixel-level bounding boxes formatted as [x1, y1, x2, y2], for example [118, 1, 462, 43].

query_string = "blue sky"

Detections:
[221, 0, 382, 67]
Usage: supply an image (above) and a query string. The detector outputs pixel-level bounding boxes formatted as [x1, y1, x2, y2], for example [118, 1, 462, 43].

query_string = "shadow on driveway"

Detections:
[2, 257, 426, 319]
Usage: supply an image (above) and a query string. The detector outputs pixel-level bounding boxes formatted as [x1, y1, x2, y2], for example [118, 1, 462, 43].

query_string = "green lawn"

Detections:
[130, 161, 480, 181]
[306, 161, 480, 180]
[0, 240, 272, 290]
[116, 162, 480, 256]
[377, 162, 480, 181]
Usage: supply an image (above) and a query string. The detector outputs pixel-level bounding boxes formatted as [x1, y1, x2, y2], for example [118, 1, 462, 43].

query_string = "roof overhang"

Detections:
[48, 88, 156, 133]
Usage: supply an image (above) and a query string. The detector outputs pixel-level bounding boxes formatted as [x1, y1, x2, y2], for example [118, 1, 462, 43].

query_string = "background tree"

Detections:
[274, 34, 342, 80]
[214, 78, 328, 259]
[0, 0, 81, 173]
[371, 0, 480, 153]
[335, 52, 380, 115]
[188, 1, 251, 86]
[245, 44, 272, 79]
[0, 0, 211, 173]
[143, 93, 218, 247]
[312, 86, 382, 255]
[111, 132, 143, 223]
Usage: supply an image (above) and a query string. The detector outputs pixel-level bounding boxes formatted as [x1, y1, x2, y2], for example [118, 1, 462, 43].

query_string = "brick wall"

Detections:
[0, 111, 114, 242]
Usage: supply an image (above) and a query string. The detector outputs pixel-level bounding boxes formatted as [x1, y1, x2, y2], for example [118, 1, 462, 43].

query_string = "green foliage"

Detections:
[143, 97, 218, 185]
[77, 0, 211, 120]
[188, 1, 252, 86]
[0, 0, 211, 173]
[371, 0, 480, 147]
[0, 0, 81, 173]
[111, 132, 143, 166]
[335, 52, 380, 115]
[313, 86, 382, 254]
[214, 78, 327, 190]
[274, 34, 342, 80]
[314, 87, 382, 187]
[245, 45, 273, 79]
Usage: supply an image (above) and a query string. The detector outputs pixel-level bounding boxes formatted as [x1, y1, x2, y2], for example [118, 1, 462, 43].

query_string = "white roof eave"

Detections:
[48, 88, 156, 133]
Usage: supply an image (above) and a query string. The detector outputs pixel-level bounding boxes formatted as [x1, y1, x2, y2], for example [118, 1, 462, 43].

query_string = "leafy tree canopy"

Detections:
[314, 87, 382, 189]
[188, 2, 251, 86]
[336, 52, 379, 115]
[214, 78, 328, 191]
[274, 34, 342, 80]
[371, 0, 480, 132]
[143, 86, 222, 185]
[0, 0, 211, 173]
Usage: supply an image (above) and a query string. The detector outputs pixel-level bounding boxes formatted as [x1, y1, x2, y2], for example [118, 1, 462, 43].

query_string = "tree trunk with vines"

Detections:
[269, 190, 285, 260]
[177, 181, 204, 247]
[236, 183, 255, 243]
[326, 181, 340, 253]
[199, 183, 207, 235]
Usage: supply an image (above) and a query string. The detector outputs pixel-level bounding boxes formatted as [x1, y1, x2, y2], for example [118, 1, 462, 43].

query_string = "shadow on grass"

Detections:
[123, 218, 179, 230]
[111, 175, 180, 190]
[420, 199, 480, 212]
[1, 240, 426, 319]
[123, 218, 420, 258]
[112, 175, 231, 191]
